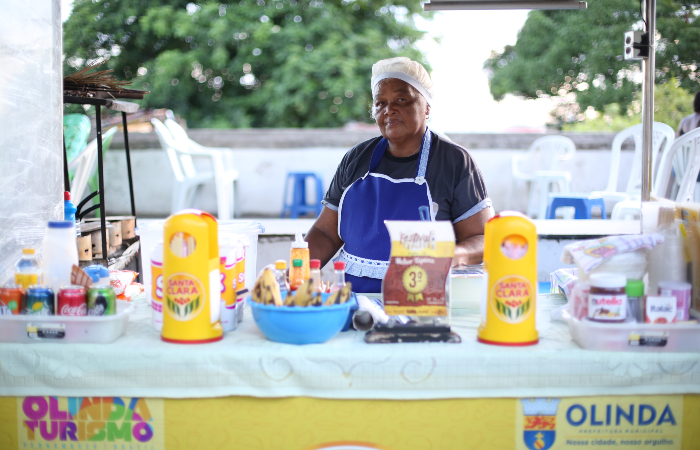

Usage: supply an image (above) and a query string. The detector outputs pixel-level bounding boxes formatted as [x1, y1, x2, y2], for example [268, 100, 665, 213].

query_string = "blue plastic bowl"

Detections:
[248, 293, 358, 345]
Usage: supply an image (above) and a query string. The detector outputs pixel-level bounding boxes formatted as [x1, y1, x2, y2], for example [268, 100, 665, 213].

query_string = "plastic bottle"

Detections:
[309, 259, 323, 293]
[330, 261, 346, 293]
[274, 260, 290, 295]
[42, 221, 80, 302]
[626, 279, 645, 323]
[648, 207, 687, 295]
[289, 259, 304, 291]
[64, 191, 80, 237]
[290, 232, 310, 282]
[14, 248, 42, 290]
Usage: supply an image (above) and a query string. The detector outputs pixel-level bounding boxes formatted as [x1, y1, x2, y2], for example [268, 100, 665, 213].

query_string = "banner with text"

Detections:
[515, 395, 683, 450]
[16, 396, 164, 450]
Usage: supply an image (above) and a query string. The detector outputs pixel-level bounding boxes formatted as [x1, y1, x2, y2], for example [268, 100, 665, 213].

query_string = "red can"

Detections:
[0, 284, 24, 315]
[57, 286, 87, 316]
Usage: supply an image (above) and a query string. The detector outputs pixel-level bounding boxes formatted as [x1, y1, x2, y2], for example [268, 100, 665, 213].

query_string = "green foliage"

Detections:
[64, 0, 431, 128]
[563, 79, 695, 131]
[483, 1, 700, 127]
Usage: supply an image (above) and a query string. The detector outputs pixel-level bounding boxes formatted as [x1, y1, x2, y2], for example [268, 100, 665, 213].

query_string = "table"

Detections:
[63, 96, 139, 260]
[1, 295, 699, 449]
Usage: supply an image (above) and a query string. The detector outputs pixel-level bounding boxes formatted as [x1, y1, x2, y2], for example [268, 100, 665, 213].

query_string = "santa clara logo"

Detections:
[492, 275, 533, 323]
[165, 273, 204, 321]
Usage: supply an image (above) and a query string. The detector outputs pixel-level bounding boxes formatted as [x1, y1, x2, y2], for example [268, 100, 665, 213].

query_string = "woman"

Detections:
[306, 57, 492, 293]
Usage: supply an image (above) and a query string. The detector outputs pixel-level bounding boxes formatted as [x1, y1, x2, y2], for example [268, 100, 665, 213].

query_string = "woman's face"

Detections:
[372, 78, 429, 142]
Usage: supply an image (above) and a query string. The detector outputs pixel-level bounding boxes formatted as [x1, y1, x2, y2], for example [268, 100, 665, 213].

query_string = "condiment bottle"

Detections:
[588, 273, 627, 322]
[330, 261, 346, 293]
[274, 260, 290, 295]
[15, 248, 42, 290]
[626, 279, 645, 323]
[289, 259, 305, 291]
[309, 259, 323, 293]
[290, 232, 310, 281]
[42, 221, 79, 304]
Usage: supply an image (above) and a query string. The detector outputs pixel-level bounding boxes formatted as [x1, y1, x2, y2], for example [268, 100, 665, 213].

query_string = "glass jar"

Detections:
[588, 273, 627, 322]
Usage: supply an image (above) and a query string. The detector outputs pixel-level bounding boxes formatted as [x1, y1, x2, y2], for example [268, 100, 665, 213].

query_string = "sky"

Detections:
[416, 10, 554, 133]
[61, 1, 554, 133]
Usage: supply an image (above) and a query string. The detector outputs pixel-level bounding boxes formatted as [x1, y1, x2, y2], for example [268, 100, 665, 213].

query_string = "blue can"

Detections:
[25, 285, 54, 315]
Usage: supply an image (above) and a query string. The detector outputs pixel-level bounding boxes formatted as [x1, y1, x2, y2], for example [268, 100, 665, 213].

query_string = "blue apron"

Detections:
[336, 128, 435, 293]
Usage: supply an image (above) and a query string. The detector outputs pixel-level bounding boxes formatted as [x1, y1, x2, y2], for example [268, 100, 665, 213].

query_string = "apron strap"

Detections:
[368, 128, 432, 178]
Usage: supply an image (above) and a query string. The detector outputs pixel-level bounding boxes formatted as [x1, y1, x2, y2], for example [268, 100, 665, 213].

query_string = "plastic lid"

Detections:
[99, 266, 109, 277]
[589, 273, 626, 289]
[1, 284, 22, 289]
[292, 259, 303, 267]
[291, 232, 308, 249]
[64, 191, 70, 201]
[310, 259, 321, 269]
[626, 280, 644, 297]
[22, 248, 35, 255]
[334, 261, 345, 270]
[48, 221, 74, 229]
[275, 260, 287, 270]
[658, 281, 692, 291]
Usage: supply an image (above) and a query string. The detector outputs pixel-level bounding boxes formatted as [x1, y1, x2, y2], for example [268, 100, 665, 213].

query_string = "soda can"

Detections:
[87, 285, 116, 316]
[25, 285, 54, 315]
[0, 284, 24, 315]
[57, 286, 87, 316]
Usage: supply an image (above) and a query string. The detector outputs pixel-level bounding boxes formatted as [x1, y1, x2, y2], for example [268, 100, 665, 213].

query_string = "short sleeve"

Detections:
[322, 150, 353, 211]
[450, 152, 491, 223]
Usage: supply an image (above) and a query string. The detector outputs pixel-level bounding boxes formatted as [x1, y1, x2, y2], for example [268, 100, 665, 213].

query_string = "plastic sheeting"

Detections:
[0, 0, 63, 283]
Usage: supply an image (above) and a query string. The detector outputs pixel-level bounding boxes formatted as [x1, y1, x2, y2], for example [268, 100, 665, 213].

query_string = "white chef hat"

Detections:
[371, 57, 434, 106]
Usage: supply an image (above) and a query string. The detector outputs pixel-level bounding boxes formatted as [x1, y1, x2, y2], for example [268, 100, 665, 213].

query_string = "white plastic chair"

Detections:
[511, 136, 576, 219]
[152, 118, 236, 219]
[591, 123, 675, 214]
[164, 118, 239, 219]
[69, 127, 118, 203]
[612, 127, 700, 219]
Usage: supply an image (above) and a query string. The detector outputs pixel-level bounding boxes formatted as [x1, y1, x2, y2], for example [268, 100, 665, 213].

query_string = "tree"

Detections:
[64, 0, 431, 128]
[483, 0, 700, 127]
[563, 79, 695, 131]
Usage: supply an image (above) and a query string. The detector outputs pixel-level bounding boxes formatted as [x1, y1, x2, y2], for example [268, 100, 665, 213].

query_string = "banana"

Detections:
[293, 280, 314, 307]
[253, 268, 283, 306]
[311, 293, 323, 307]
[324, 291, 340, 306]
[338, 282, 352, 304]
[284, 291, 296, 307]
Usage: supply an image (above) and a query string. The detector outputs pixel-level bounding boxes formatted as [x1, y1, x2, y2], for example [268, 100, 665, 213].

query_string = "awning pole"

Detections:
[641, 0, 656, 202]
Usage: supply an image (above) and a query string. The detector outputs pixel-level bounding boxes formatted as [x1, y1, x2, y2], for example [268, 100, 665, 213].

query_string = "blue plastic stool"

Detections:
[281, 172, 324, 218]
[547, 194, 607, 219]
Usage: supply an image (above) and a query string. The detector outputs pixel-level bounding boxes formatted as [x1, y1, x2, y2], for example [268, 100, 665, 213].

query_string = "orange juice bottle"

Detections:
[290, 233, 310, 281]
[289, 259, 305, 291]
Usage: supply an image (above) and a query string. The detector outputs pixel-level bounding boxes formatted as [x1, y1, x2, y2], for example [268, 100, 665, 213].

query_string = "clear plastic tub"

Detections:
[564, 308, 700, 352]
[137, 219, 264, 305]
[0, 300, 135, 344]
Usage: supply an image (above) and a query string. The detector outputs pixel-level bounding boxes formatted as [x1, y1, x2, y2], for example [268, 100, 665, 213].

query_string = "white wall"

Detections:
[102, 147, 634, 218]
[0, 1, 63, 282]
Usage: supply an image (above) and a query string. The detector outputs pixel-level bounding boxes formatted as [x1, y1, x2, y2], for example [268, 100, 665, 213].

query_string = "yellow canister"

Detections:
[161, 210, 223, 343]
[478, 212, 538, 346]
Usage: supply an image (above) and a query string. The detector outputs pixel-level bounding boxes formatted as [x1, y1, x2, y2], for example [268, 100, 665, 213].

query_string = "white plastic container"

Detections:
[648, 210, 687, 294]
[0, 300, 135, 344]
[137, 219, 264, 313]
[42, 221, 79, 303]
[565, 308, 700, 352]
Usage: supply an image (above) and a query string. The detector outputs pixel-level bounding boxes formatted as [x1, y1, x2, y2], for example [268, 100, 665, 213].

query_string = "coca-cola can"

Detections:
[57, 286, 87, 316]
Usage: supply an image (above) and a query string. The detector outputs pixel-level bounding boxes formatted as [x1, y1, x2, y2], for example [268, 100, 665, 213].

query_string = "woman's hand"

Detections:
[452, 207, 493, 267]
[306, 207, 344, 268]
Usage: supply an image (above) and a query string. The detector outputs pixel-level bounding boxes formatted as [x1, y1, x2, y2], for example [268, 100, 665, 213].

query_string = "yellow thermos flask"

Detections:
[478, 212, 538, 346]
[162, 210, 223, 344]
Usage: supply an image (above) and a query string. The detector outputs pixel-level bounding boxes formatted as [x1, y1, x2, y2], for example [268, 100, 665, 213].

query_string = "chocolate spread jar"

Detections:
[588, 273, 627, 322]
